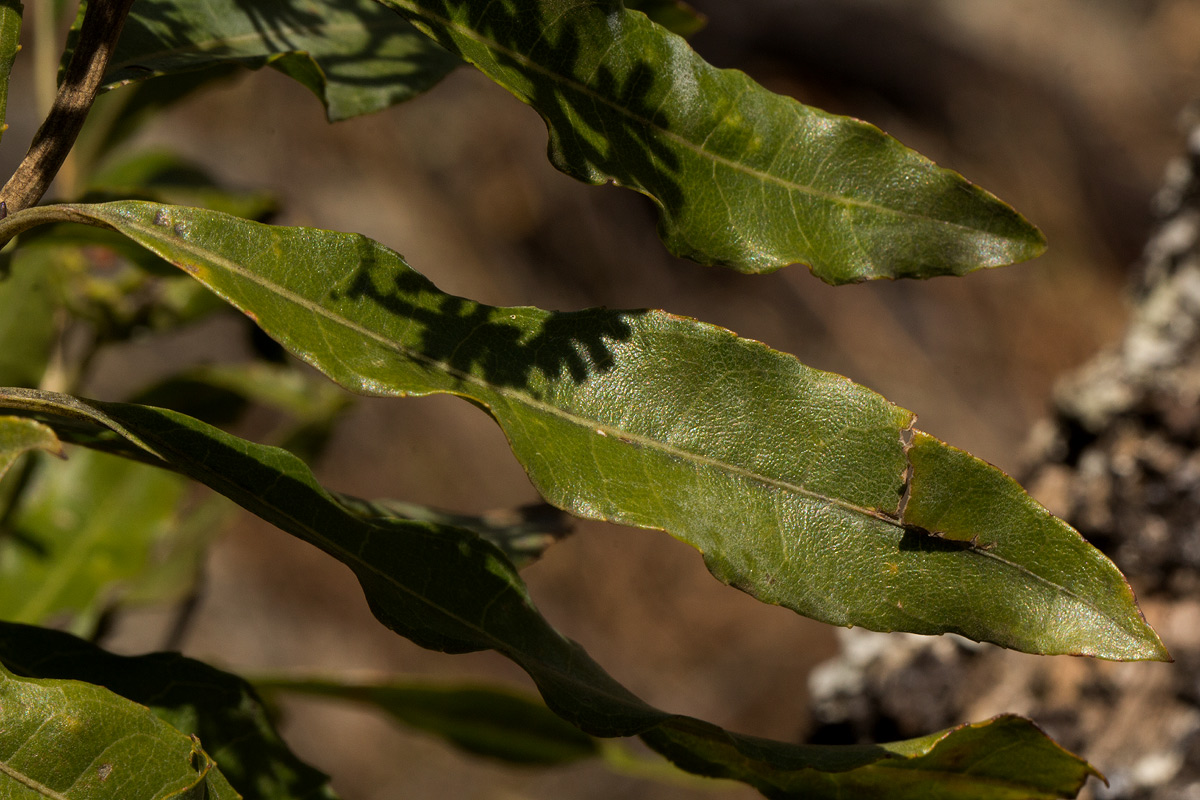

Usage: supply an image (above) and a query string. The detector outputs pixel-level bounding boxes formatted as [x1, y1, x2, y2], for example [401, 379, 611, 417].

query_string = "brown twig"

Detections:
[0, 0, 134, 213]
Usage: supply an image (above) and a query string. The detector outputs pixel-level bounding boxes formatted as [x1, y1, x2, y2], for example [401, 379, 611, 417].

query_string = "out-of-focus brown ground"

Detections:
[11, 1, 1198, 797]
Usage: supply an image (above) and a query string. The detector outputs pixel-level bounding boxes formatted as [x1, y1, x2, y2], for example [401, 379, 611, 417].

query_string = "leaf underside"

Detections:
[0, 386, 1098, 799]
[376, 0, 1045, 280]
[51, 200, 1164, 662]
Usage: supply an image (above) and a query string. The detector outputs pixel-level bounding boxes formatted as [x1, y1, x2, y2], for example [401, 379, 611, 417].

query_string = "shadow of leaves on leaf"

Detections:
[400, 0, 685, 216]
[334, 247, 641, 396]
[104, 0, 460, 98]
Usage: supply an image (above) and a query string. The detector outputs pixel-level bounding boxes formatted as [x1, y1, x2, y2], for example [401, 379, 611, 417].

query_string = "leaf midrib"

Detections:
[111, 208, 900, 526]
[100, 206, 1128, 640]
[0, 755, 72, 800]
[387, 0, 1005, 240]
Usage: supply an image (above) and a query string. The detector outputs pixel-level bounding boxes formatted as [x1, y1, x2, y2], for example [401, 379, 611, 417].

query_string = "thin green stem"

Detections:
[0, 202, 107, 247]
[1, 0, 133, 213]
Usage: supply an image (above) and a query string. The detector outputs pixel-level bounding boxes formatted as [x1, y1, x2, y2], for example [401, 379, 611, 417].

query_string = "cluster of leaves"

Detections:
[0, 1, 1168, 798]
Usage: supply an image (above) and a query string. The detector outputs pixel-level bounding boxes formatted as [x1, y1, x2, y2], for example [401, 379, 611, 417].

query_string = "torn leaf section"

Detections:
[903, 430, 1169, 661]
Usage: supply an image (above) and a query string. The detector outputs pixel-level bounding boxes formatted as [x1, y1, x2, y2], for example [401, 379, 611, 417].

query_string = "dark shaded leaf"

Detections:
[0, 387, 1101, 798]
[337, 496, 571, 568]
[101, 0, 462, 121]
[258, 676, 598, 765]
[0, 659, 239, 799]
[0, 622, 334, 800]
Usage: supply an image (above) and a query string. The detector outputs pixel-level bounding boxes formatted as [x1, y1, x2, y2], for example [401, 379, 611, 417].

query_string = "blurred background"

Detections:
[7, 1, 1200, 797]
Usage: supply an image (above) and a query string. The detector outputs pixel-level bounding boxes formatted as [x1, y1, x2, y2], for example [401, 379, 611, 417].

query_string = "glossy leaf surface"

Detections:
[100, 0, 461, 121]
[56, 200, 1164, 660]
[0, 660, 238, 800]
[0, 388, 1099, 799]
[376, 0, 1044, 280]
[0, 622, 338, 800]
[0, 448, 186, 635]
[257, 676, 598, 765]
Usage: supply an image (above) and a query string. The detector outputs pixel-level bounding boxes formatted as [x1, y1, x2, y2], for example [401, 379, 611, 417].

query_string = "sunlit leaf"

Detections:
[0, 660, 239, 800]
[99, 0, 462, 121]
[0, 387, 1101, 798]
[45, 200, 1164, 660]
[0, 622, 339, 800]
[377, 0, 1044, 280]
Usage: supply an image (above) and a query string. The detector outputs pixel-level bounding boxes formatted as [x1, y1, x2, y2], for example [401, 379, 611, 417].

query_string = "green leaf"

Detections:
[0, 248, 60, 388]
[0, 417, 59, 480]
[52, 200, 1164, 660]
[0, 447, 186, 635]
[0, 387, 1100, 798]
[258, 676, 598, 765]
[0, 622, 339, 800]
[102, 0, 462, 121]
[87, 149, 278, 221]
[375, 0, 1044, 280]
[624, 0, 705, 37]
[75, 66, 244, 171]
[0, 660, 239, 800]
[0, 0, 21, 145]
[336, 496, 570, 568]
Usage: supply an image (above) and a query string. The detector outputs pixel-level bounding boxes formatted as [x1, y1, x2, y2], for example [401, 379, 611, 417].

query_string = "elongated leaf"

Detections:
[101, 0, 462, 121]
[0, 0, 20, 144]
[0, 661, 239, 800]
[0, 387, 1100, 798]
[374, 0, 1043, 280]
[51, 200, 1164, 660]
[0, 622, 338, 800]
[0, 417, 59, 479]
[0, 447, 186, 635]
[257, 676, 598, 765]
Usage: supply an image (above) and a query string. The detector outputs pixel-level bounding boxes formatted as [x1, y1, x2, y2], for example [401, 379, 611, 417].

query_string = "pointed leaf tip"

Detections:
[903, 430, 1169, 661]
[44, 200, 1159, 663]
[379, 0, 1045, 280]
